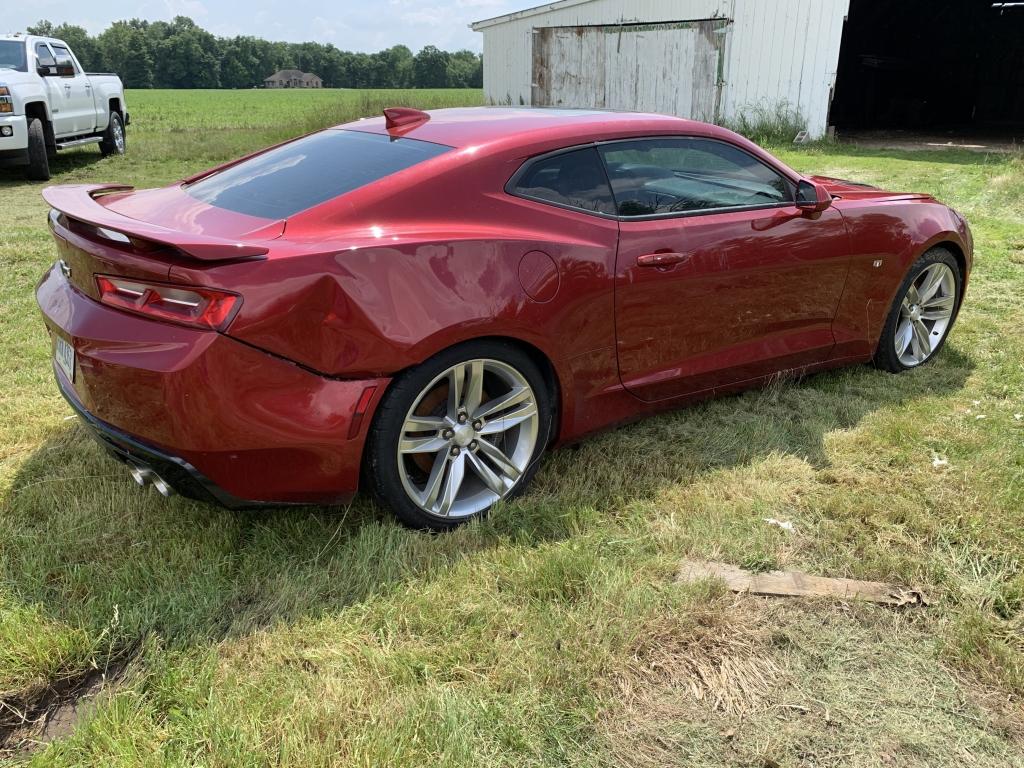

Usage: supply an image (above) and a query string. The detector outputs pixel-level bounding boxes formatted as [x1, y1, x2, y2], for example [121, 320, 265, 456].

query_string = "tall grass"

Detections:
[723, 101, 809, 146]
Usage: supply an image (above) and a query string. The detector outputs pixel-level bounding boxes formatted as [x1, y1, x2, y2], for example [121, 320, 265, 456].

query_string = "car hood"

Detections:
[807, 175, 933, 202]
[99, 184, 285, 240]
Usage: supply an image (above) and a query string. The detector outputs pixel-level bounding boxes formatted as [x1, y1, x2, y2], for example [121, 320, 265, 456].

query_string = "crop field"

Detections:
[1, 89, 1023, 766]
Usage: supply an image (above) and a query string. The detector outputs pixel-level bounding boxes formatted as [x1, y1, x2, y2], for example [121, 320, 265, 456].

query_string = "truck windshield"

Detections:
[0, 41, 27, 72]
[185, 129, 452, 219]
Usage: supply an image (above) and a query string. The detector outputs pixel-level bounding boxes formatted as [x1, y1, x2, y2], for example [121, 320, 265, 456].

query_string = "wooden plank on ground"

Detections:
[678, 560, 929, 607]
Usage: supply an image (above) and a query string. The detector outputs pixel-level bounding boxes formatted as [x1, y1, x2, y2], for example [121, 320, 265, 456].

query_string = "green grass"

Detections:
[2, 90, 1024, 766]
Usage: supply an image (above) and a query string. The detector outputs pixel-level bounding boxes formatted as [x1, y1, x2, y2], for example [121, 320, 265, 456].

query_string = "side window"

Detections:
[35, 43, 56, 69]
[50, 44, 77, 72]
[598, 138, 796, 217]
[511, 147, 615, 215]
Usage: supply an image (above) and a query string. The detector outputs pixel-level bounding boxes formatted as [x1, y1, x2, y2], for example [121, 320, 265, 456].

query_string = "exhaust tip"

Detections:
[151, 476, 174, 497]
[128, 464, 149, 486]
[127, 463, 175, 497]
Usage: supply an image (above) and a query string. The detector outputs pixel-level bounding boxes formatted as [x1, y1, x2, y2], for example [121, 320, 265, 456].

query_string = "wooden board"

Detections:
[678, 560, 929, 607]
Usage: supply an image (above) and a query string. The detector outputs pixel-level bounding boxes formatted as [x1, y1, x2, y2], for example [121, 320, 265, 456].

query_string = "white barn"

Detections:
[471, 0, 850, 139]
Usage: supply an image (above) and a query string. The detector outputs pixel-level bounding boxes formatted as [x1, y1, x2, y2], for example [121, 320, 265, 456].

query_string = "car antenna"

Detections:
[383, 107, 430, 129]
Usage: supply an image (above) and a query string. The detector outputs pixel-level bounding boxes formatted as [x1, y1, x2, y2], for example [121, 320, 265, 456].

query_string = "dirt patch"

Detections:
[0, 659, 128, 757]
[616, 598, 782, 717]
[839, 129, 1022, 154]
[596, 600, 1024, 768]
[598, 598, 782, 768]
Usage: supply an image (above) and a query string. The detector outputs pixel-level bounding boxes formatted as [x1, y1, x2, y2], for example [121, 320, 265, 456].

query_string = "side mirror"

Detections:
[796, 179, 832, 214]
[55, 61, 75, 77]
[37, 64, 56, 77]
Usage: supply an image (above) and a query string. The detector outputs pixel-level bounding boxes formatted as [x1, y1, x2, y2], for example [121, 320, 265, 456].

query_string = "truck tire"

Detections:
[26, 117, 50, 181]
[99, 112, 126, 157]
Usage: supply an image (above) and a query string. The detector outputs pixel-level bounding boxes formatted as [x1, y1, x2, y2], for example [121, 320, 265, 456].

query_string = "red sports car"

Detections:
[36, 107, 972, 529]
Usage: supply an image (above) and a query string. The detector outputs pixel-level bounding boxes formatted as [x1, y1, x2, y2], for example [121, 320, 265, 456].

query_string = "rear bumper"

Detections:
[37, 264, 389, 506]
[58, 376, 255, 507]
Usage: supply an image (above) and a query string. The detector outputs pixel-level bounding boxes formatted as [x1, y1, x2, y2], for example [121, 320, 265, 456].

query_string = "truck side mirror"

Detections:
[55, 61, 75, 77]
[37, 64, 56, 77]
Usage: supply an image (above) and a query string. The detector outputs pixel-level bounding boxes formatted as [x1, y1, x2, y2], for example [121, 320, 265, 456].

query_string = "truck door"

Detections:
[35, 43, 75, 137]
[50, 43, 96, 135]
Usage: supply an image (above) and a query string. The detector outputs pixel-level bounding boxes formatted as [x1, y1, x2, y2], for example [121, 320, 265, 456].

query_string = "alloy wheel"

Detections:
[895, 262, 956, 367]
[397, 359, 539, 518]
[113, 117, 125, 153]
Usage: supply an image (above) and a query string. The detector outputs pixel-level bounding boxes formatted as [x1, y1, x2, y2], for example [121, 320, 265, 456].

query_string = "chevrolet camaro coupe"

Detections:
[36, 107, 972, 529]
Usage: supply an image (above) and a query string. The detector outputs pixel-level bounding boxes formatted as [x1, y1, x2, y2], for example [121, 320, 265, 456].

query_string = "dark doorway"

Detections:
[830, 0, 1024, 137]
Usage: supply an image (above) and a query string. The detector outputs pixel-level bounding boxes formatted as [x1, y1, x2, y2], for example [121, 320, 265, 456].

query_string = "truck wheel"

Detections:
[99, 112, 126, 157]
[26, 117, 51, 181]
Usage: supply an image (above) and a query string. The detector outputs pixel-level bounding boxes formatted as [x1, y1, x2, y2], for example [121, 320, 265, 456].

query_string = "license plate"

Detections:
[55, 335, 75, 382]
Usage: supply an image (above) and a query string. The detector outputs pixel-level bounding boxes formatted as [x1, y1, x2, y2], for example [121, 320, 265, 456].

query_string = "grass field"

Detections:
[1, 89, 1023, 766]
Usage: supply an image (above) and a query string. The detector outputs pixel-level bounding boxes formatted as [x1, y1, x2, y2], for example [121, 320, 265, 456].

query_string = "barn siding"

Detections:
[474, 0, 850, 137]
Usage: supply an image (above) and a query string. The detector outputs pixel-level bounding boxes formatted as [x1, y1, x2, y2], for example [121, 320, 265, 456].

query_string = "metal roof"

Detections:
[470, 0, 599, 30]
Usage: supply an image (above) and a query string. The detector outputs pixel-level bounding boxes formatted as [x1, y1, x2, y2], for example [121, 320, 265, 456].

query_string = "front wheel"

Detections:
[365, 341, 553, 530]
[99, 112, 126, 157]
[874, 247, 962, 372]
[25, 117, 50, 181]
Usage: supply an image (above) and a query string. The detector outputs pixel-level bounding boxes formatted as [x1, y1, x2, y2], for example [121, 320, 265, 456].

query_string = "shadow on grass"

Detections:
[1, 347, 974, 659]
[0, 148, 106, 188]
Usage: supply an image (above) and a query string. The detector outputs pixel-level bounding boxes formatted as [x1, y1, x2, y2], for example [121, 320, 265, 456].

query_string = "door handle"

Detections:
[637, 252, 690, 268]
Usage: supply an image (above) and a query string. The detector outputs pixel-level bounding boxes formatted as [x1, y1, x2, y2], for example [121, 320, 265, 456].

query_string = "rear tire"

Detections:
[873, 247, 961, 373]
[99, 112, 126, 157]
[365, 340, 553, 531]
[25, 117, 50, 181]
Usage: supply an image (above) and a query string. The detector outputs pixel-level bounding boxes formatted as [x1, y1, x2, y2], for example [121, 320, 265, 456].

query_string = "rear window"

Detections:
[184, 129, 452, 219]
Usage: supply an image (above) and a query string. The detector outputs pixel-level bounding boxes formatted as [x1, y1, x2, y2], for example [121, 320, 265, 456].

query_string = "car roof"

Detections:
[337, 107, 726, 151]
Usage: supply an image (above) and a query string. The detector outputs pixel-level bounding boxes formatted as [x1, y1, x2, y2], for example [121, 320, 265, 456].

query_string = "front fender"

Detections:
[831, 198, 972, 357]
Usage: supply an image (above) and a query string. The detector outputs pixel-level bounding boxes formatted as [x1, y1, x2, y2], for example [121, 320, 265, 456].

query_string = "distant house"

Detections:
[263, 69, 323, 89]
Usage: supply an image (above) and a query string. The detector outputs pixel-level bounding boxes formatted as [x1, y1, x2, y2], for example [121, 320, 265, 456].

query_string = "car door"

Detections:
[602, 137, 851, 402]
[49, 43, 95, 135]
[35, 43, 75, 137]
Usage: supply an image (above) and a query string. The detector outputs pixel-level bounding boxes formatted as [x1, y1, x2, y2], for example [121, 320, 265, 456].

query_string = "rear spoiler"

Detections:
[41, 183, 270, 262]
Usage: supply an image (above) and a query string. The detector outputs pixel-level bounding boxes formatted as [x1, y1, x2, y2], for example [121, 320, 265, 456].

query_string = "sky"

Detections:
[4, 0, 542, 53]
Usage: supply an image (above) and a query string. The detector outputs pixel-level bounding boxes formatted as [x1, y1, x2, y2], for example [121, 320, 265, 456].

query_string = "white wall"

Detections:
[474, 0, 850, 138]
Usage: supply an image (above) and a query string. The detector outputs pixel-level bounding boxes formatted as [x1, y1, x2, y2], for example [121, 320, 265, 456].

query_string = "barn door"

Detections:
[532, 19, 731, 122]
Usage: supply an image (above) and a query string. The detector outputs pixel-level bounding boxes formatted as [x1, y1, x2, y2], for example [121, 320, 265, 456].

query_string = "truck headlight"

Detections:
[0, 86, 12, 114]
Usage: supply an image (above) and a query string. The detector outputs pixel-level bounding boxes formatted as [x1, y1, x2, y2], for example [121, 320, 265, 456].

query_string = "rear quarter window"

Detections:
[509, 147, 615, 215]
[185, 130, 452, 219]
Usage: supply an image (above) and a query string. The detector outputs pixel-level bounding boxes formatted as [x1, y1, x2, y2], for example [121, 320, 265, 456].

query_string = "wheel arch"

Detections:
[910, 235, 970, 316]
[23, 100, 50, 122]
[932, 239, 967, 284]
[23, 101, 55, 150]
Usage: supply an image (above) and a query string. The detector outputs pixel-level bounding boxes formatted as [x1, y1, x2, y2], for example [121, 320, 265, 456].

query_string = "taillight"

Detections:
[95, 275, 240, 330]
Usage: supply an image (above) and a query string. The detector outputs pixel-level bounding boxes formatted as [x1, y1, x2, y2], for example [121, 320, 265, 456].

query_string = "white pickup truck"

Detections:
[0, 33, 129, 180]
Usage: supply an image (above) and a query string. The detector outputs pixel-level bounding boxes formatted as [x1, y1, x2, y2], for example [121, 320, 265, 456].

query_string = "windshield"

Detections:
[0, 41, 27, 72]
[185, 129, 452, 219]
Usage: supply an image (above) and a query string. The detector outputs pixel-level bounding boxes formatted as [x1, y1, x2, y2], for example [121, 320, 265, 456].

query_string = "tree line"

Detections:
[26, 17, 483, 90]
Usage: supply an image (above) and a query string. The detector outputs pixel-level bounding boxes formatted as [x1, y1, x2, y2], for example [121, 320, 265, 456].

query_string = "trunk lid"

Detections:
[42, 183, 283, 301]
